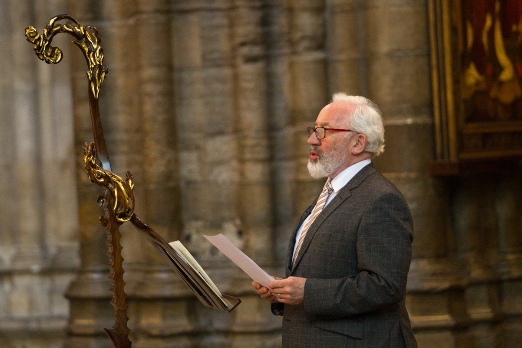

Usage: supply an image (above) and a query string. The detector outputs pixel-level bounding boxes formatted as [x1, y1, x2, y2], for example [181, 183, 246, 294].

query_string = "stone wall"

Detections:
[0, 0, 79, 346]
[1, 0, 521, 347]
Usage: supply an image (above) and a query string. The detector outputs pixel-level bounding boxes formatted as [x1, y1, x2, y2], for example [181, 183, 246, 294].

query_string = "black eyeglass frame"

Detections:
[307, 126, 354, 139]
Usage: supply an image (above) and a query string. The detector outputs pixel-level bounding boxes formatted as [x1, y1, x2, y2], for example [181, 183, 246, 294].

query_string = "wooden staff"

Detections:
[26, 14, 133, 348]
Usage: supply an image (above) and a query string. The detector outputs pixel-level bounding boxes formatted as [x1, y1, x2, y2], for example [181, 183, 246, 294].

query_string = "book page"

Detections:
[204, 234, 275, 287]
[169, 241, 222, 297]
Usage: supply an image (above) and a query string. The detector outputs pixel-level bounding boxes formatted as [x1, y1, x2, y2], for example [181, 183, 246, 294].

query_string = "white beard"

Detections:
[307, 158, 330, 178]
[307, 140, 348, 178]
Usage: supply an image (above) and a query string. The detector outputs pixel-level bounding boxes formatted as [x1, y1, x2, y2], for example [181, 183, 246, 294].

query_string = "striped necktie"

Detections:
[292, 178, 334, 266]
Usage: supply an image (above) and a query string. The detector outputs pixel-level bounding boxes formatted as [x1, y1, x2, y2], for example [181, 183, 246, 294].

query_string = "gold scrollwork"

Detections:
[25, 14, 107, 98]
[83, 142, 135, 223]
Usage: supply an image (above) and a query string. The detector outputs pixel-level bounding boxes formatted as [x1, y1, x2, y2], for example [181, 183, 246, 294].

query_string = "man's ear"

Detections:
[351, 134, 367, 155]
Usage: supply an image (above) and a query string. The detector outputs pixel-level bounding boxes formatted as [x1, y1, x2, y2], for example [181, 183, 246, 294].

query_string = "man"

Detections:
[252, 93, 417, 347]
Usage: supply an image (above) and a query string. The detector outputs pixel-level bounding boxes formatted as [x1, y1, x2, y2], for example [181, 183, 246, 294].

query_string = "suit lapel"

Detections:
[290, 164, 376, 273]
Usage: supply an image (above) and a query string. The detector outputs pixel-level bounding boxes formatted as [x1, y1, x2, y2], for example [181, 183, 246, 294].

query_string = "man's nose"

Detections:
[307, 132, 320, 145]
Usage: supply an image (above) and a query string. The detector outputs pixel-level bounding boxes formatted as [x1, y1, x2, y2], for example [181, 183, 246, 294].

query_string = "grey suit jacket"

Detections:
[273, 163, 417, 347]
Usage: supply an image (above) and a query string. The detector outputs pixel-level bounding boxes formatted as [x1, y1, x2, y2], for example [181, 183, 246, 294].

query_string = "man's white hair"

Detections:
[332, 92, 385, 156]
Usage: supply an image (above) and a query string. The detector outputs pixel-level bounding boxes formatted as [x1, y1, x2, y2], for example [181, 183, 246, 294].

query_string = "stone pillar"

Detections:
[172, 1, 247, 346]
[3, 1, 47, 344]
[0, 3, 14, 345]
[171, 2, 220, 346]
[452, 175, 504, 348]
[1, 1, 80, 346]
[186, 1, 251, 346]
[287, 0, 328, 226]
[129, 1, 194, 346]
[363, 1, 473, 347]
[495, 172, 522, 346]
[10, 0, 44, 276]
[0, 1, 16, 269]
[34, 1, 81, 343]
[34, 2, 79, 266]
[259, 0, 294, 264]
[325, 0, 364, 93]
[226, 2, 281, 346]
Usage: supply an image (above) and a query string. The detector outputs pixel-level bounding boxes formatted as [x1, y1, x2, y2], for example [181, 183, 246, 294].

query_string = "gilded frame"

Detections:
[429, 0, 522, 173]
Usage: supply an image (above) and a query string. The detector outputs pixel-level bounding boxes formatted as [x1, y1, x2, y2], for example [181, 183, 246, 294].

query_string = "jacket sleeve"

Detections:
[271, 302, 284, 316]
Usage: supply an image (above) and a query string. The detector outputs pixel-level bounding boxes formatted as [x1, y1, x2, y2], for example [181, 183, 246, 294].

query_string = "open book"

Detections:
[130, 215, 241, 312]
[168, 241, 225, 303]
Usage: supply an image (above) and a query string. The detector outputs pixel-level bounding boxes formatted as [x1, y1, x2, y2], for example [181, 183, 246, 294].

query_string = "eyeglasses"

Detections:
[307, 126, 353, 140]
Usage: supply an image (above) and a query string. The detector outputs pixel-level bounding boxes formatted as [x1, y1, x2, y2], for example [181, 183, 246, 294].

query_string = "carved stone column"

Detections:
[495, 173, 522, 346]
[173, 1, 246, 346]
[129, 1, 195, 346]
[227, 2, 282, 346]
[263, 2, 294, 264]
[0, 0, 15, 276]
[2, 1, 82, 346]
[0, 3, 15, 345]
[10, 2, 81, 346]
[10, 0, 45, 275]
[287, 0, 328, 219]
[452, 175, 504, 347]
[325, 0, 364, 93]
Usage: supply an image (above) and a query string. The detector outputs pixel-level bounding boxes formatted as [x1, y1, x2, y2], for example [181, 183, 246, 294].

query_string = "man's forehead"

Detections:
[317, 101, 354, 124]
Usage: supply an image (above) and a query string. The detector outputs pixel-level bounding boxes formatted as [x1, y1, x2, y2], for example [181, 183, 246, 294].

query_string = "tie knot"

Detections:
[324, 179, 333, 194]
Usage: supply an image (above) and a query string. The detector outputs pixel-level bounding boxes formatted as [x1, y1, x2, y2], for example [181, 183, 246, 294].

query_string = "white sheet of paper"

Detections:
[204, 234, 275, 286]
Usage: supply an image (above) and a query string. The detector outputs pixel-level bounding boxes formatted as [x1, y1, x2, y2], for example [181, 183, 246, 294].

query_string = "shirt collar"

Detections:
[330, 159, 371, 192]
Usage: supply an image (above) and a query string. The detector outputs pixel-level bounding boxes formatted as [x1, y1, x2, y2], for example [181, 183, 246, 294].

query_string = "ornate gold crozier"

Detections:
[25, 14, 240, 348]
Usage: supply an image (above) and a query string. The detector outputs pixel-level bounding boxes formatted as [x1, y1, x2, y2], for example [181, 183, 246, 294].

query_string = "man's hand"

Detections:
[252, 280, 279, 303]
[267, 276, 306, 306]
